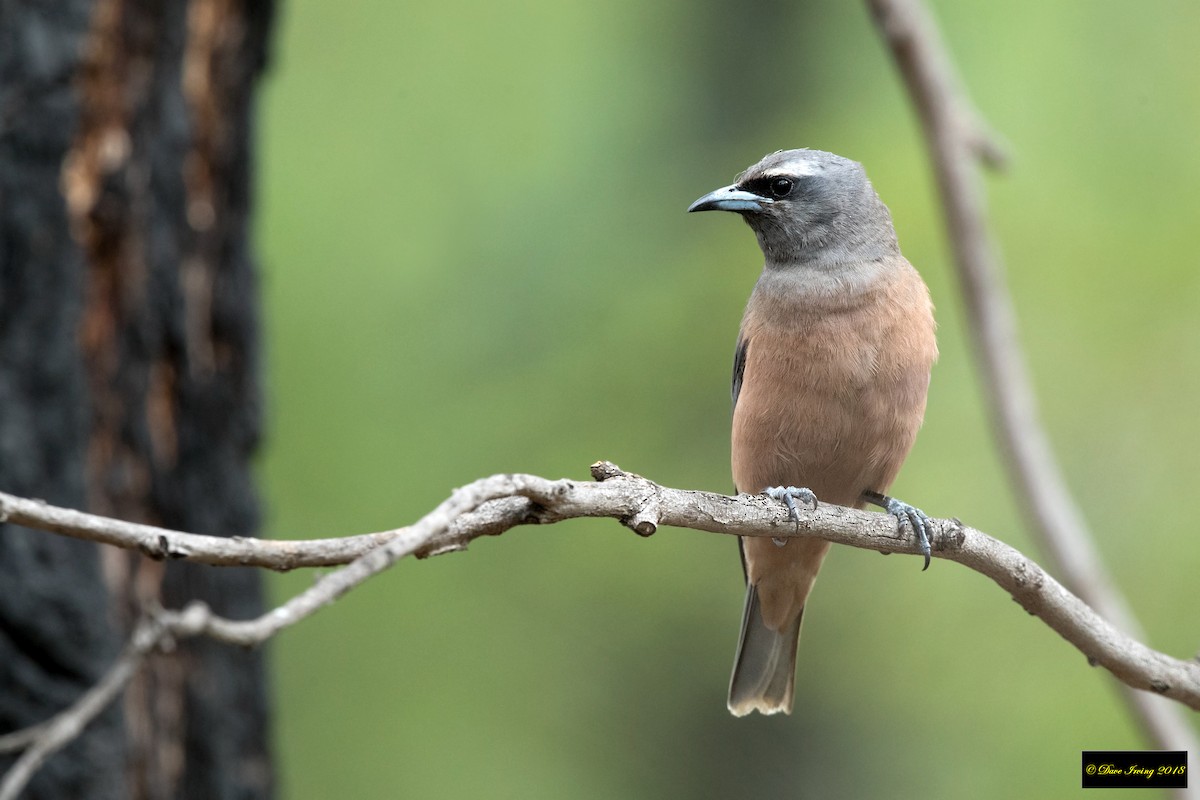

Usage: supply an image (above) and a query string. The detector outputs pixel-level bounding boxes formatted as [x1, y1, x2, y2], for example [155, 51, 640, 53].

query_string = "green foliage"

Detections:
[259, 0, 1200, 796]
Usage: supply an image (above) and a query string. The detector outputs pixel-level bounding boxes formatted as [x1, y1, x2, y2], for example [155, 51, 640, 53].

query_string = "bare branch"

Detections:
[0, 491, 398, 569]
[3, 461, 1198, 795]
[2, 464, 1198, 711]
[865, 0, 1199, 773]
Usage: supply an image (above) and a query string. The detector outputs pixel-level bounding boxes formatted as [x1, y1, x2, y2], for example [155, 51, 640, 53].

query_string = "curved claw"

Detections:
[862, 490, 933, 570]
[764, 486, 817, 547]
[764, 486, 818, 524]
[886, 498, 932, 571]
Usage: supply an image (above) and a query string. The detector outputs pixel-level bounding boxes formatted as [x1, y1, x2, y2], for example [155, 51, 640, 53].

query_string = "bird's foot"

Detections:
[863, 490, 932, 570]
[764, 486, 817, 546]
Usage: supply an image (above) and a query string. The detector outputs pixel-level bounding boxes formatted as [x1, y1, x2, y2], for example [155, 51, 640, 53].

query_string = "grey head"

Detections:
[688, 149, 898, 268]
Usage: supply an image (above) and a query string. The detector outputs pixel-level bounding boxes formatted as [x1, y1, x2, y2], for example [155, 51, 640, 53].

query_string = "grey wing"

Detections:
[732, 335, 748, 409]
[732, 334, 750, 580]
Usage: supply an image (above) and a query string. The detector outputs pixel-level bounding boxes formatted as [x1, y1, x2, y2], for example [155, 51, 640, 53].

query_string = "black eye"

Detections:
[769, 178, 793, 198]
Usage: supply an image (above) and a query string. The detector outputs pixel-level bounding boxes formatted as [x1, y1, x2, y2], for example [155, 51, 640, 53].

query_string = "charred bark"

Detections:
[1, 1, 275, 797]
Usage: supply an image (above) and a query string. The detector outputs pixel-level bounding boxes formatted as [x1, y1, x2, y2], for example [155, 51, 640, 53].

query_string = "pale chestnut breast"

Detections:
[731, 257, 937, 507]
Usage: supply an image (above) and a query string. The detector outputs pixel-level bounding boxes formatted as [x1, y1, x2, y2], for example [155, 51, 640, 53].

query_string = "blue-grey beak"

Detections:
[687, 184, 772, 213]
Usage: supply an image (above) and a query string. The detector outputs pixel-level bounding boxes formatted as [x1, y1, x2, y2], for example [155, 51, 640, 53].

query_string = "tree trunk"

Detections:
[0, 1, 275, 797]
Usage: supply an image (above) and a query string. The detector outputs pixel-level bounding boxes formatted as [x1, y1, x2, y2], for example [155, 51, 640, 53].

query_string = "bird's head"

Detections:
[688, 149, 897, 267]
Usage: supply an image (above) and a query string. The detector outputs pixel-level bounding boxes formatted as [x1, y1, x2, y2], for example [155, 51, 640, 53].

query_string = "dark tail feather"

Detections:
[727, 583, 803, 716]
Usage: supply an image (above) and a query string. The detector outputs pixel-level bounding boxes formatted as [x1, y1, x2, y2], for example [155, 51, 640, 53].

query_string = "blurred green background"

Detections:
[256, 0, 1200, 797]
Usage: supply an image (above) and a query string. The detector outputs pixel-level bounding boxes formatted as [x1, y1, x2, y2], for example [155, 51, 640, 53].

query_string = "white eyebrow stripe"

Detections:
[762, 161, 819, 178]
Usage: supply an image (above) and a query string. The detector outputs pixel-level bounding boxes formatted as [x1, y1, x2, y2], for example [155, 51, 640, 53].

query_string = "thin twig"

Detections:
[0, 616, 161, 800]
[865, 0, 1199, 783]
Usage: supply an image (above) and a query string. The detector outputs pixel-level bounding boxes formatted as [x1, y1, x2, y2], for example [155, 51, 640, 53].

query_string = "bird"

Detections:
[688, 149, 938, 717]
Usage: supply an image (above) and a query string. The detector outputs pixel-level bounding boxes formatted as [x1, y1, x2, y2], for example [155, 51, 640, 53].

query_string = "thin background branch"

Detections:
[865, 0, 1199, 787]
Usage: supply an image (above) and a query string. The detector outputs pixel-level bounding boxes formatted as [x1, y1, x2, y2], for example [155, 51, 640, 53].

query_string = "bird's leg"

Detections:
[764, 486, 818, 546]
[862, 490, 932, 571]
